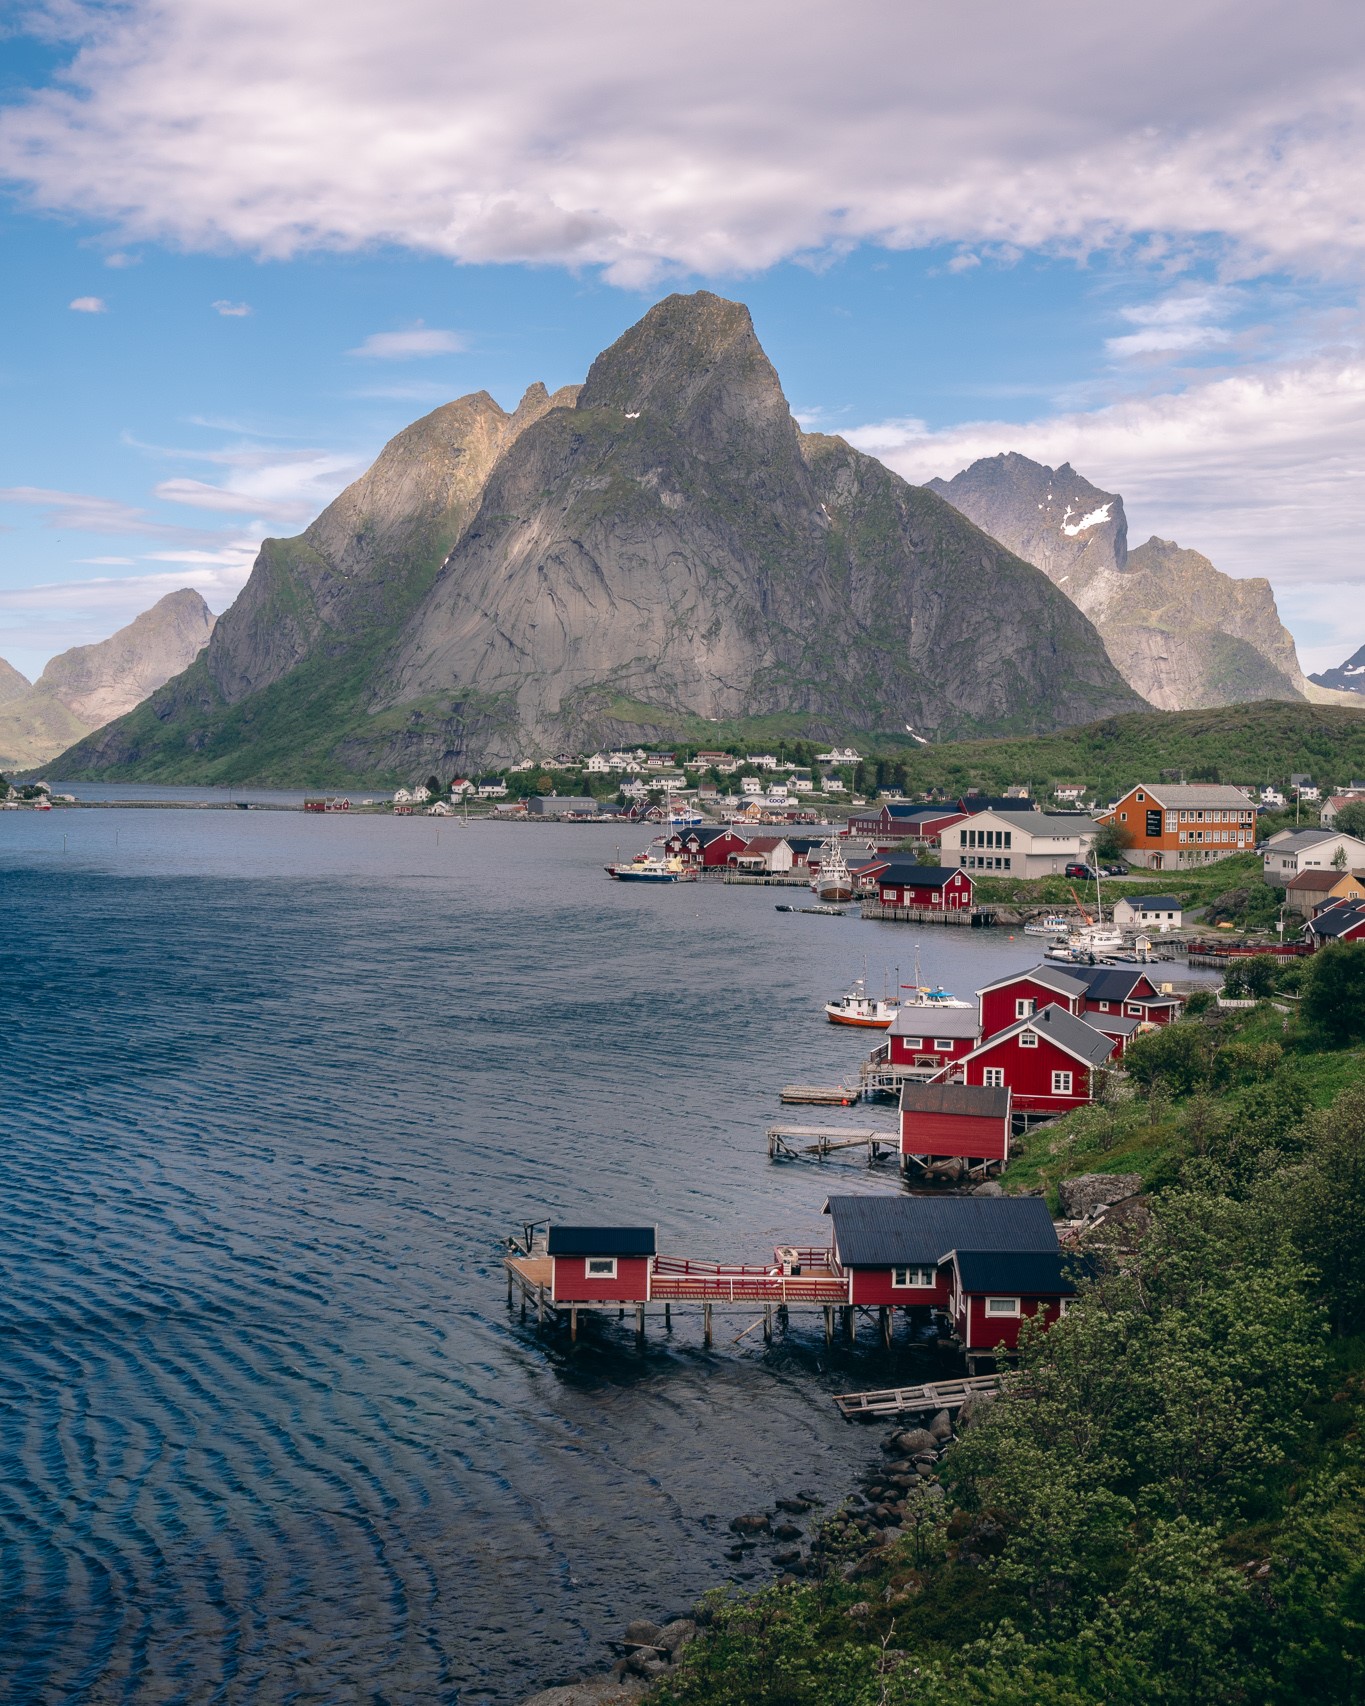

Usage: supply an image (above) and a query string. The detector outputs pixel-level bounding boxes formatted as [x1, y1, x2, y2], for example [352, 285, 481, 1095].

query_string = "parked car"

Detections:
[1065, 862, 1098, 879]
[1101, 863, 1129, 877]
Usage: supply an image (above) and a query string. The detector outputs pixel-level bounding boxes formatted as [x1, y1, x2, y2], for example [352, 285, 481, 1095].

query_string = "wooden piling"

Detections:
[823, 1306, 834, 1345]
[880, 1306, 892, 1348]
[664, 1303, 672, 1330]
[843, 1306, 854, 1341]
[571, 1306, 578, 1343]
[763, 1305, 773, 1344]
[635, 1303, 646, 1345]
[703, 1303, 713, 1347]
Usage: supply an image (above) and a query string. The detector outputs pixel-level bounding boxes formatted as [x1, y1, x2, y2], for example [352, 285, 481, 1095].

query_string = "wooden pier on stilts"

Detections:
[831, 1372, 1003, 1420]
[766, 1124, 899, 1163]
[779, 1084, 862, 1106]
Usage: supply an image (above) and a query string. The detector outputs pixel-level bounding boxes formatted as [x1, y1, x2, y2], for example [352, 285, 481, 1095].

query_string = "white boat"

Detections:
[900, 983, 972, 1009]
[825, 977, 899, 1028]
[1024, 915, 1070, 936]
[605, 850, 693, 882]
[810, 838, 855, 904]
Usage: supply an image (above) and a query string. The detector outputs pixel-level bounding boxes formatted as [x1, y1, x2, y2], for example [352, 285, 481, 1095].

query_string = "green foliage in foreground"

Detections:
[655, 960, 1365, 1706]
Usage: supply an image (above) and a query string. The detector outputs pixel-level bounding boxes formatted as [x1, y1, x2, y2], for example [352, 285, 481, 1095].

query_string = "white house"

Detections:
[393, 787, 413, 804]
[1263, 828, 1365, 885]
[1112, 894, 1183, 931]
[1260, 786, 1286, 807]
[741, 776, 764, 796]
[426, 800, 455, 816]
[477, 780, 508, 798]
[816, 747, 860, 766]
[411, 784, 431, 802]
[1322, 791, 1365, 827]
[750, 754, 780, 771]
[585, 753, 612, 773]
[941, 810, 1098, 879]
[823, 774, 847, 792]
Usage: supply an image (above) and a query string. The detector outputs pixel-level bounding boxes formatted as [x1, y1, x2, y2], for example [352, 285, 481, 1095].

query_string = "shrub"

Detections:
[1301, 944, 1365, 1045]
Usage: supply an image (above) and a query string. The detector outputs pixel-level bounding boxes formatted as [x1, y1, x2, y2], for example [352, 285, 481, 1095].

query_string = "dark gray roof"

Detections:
[1068, 965, 1152, 1002]
[1029, 1004, 1119, 1067]
[959, 796, 1036, 813]
[954, 1249, 1077, 1295]
[1310, 901, 1365, 939]
[1125, 894, 1181, 911]
[900, 1082, 1010, 1119]
[890, 1005, 980, 1039]
[871, 862, 965, 887]
[824, 1195, 1057, 1267]
[547, 1226, 657, 1256]
[1086, 1013, 1142, 1036]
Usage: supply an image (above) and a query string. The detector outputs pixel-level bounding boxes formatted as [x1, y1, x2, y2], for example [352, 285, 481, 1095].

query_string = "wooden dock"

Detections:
[832, 1372, 1003, 1420]
[780, 1083, 862, 1105]
[859, 901, 982, 927]
[767, 1124, 898, 1162]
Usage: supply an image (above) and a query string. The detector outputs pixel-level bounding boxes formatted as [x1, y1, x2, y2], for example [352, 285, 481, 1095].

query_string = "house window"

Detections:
[1003, 858, 1011, 871]
[985, 1297, 1021, 1316]
[1136, 791, 1145, 802]
[1015, 997, 1035, 1018]
[892, 1265, 936, 1288]
[1059, 1299, 1071, 1317]
[1019, 1030, 1038, 1048]
[983, 1067, 1006, 1088]
[904, 1037, 923, 1050]
[1120, 811, 1127, 822]
[1127, 1003, 1143, 1016]
[586, 1257, 618, 1278]
[1098, 1000, 1110, 1012]
[933, 1038, 953, 1052]
[1051, 1070, 1074, 1095]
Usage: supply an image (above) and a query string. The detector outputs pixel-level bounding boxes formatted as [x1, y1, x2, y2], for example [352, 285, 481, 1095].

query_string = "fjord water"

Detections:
[0, 810, 1041, 1704]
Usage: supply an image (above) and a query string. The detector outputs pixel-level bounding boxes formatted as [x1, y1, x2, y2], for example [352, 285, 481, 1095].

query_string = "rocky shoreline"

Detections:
[516, 1395, 991, 1706]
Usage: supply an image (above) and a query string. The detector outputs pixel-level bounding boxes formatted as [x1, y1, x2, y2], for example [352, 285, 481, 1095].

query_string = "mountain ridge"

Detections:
[50, 293, 1143, 785]
[927, 452, 1308, 711]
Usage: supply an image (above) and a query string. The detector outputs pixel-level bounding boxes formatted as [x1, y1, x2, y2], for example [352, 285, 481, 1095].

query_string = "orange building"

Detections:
[1098, 783, 1256, 871]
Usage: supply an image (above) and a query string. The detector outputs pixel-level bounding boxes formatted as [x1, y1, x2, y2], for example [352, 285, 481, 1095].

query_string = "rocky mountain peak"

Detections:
[577, 291, 795, 459]
[927, 452, 1128, 588]
[37, 588, 217, 727]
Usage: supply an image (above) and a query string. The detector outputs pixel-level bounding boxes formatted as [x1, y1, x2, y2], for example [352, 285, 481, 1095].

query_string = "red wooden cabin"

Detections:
[948, 1249, 1077, 1354]
[900, 1081, 1012, 1164]
[944, 1004, 1118, 1114]
[882, 1005, 980, 1073]
[547, 1226, 656, 1303]
[823, 1195, 1062, 1316]
[1306, 899, 1365, 949]
[1069, 965, 1183, 1027]
[977, 965, 1086, 1039]
[861, 861, 975, 910]
[664, 827, 750, 868]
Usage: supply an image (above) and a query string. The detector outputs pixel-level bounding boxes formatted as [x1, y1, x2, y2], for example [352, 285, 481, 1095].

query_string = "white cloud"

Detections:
[1104, 286, 1241, 359]
[847, 356, 1365, 665]
[68, 294, 106, 312]
[348, 325, 465, 359]
[211, 298, 251, 316]
[103, 250, 138, 267]
[74, 555, 137, 564]
[0, 486, 168, 534]
[5, 1, 1365, 285]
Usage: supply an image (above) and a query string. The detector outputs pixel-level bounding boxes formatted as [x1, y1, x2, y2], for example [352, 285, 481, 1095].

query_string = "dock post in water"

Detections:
[880, 1307, 892, 1348]
[703, 1303, 713, 1347]
[763, 1305, 773, 1344]
[635, 1304, 645, 1346]
[571, 1306, 578, 1344]
[664, 1303, 672, 1330]
[843, 1306, 854, 1341]
[823, 1306, 834, 1346]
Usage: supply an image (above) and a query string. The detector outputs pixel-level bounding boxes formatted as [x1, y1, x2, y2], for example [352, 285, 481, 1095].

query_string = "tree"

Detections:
[1301, 943, 1365, 1045]
[1221, 954, 1279, 999]
[1091, 821, 1133, 865]
[1333, 798, 1365, 839]
[1123, 1020, 1215, 1097]
[425, 773, 443, 798]
[1287, 1081, 1365, 1331]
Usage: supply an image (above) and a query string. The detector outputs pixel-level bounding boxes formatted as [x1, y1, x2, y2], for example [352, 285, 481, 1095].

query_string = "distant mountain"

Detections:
[0, 656, 31, 707]
[52, 293, 1142, 785]
[0, 589, 215, 771]
[927, 453, 1309, 711]
[1311, 642, 1365, 697]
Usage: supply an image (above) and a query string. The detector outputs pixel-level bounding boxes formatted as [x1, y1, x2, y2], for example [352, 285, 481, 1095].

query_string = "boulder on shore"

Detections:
[884, 1428, 938, 1456]
[1058, 1173, 1142, 1219]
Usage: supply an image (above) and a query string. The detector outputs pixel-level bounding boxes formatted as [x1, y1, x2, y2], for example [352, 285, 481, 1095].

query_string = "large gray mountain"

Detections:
[52, 294, 1141, 785]
[927, 453, 1309, 711]
[0, 589, 215, 771]
[0, 656, 30, 707]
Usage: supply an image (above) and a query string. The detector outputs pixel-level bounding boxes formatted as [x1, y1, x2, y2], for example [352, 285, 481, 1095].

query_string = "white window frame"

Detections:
[1051, 1070, 1073, 1095]
[1019, 1029, 1038, 1048]
[1098, 1000, 1110, 1011]
[1015, 997, 1036, 1018]
[892, 1265, 936, 1289]
[1127, 1003, 1143, 1016]
[985, 1296, 1021, 1317]
[903, 1036, 923, 1050]
[585, 1256, 618, 1279]
[983, 1066, 1006, 1089]
[933, 1038, 953, 1052]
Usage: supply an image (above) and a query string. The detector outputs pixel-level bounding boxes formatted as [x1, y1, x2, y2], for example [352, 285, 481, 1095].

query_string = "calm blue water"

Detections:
[0, 810, 1044, 1704]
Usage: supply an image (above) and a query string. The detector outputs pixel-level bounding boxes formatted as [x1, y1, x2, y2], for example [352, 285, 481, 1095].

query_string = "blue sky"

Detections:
[3, 0, 1364, 683]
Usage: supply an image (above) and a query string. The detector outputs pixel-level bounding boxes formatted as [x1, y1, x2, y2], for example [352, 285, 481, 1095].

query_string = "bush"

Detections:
[1123, 1021, 1215, 1098]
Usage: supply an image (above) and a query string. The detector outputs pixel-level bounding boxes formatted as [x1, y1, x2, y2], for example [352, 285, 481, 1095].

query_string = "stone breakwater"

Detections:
[515, 1393, 998, 1705]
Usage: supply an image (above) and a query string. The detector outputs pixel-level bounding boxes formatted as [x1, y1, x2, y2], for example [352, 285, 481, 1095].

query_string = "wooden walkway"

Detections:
[859, 902, 980, 926]
[780, 1084, 862, 1105]
[832, 1372, 1003, 1420]
[767, 1124, 897, 1162]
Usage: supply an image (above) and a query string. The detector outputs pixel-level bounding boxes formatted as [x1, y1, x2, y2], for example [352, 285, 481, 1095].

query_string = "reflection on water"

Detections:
[0, 813, 1046, 1703]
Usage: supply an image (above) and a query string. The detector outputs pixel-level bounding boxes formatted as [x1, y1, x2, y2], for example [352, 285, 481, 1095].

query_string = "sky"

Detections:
[2, 0, 1364, 683]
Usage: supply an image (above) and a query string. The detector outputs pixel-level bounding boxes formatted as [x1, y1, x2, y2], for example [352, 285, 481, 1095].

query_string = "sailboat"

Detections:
[810, 837, 855, 903]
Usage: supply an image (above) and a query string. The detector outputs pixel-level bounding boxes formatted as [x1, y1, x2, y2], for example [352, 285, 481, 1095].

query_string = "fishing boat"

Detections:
[604, 850, 692, 882]
[1024, 914, 1070, 936]
[899, 947, 971, 1008]
[810, 838, 855, 904]
[824, 977, 900, 1028]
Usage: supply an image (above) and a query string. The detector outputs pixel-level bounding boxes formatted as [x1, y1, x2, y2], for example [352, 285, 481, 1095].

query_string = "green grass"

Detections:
[971, 852, 1267, 913]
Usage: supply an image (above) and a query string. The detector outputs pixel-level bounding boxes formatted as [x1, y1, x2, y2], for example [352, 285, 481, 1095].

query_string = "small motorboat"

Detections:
[801, 904, 845, 917]
[605, 850, 692, 882]
[825, 977, 899, 1028]
[900, 983, 972, 1009]
[1024, 915, 1070, 936]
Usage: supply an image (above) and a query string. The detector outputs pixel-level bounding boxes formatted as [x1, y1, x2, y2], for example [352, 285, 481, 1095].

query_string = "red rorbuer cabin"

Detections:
[883, 1005, 980, 1072]
[862, 861, 975, 910]
[900, 1081, 1012, 1165]
[949, 1249, 1077, 1356]
[942, 1003, 1119, 1115]
[546, 1226, 657, 1303]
